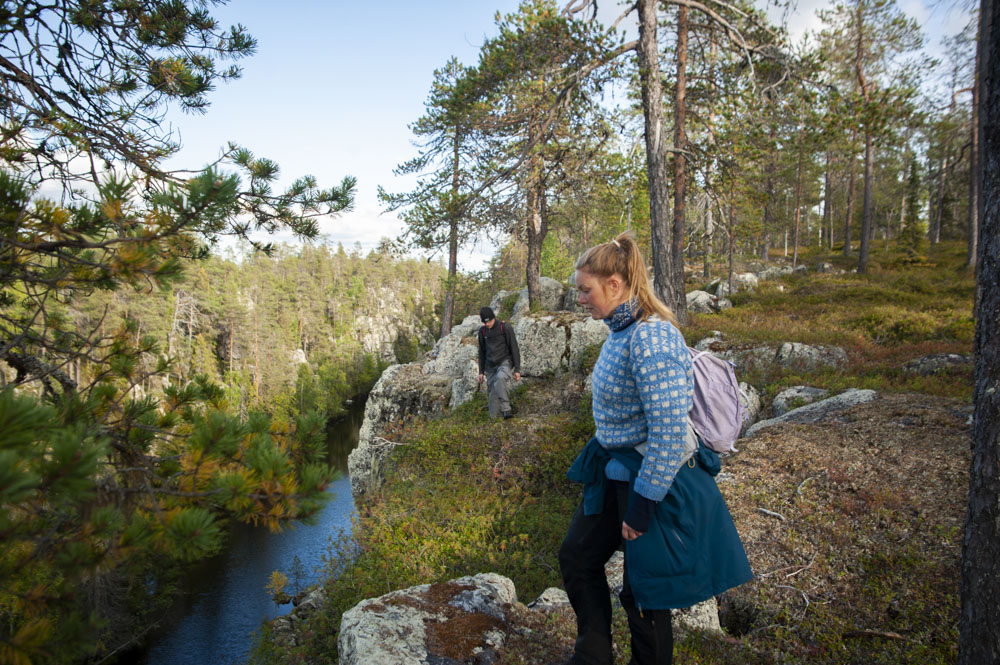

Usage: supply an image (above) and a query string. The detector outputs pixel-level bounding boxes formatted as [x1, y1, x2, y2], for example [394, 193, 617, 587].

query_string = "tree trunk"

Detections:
[671, 4, 690, 324]
[959, 0, 1000, 659]
[637, 0, 676, 314]
[822, 150, 833, 250]
[844, 148, 857, 255]
[793, 138, 804, 269]
[440, 133, 461, 339]
[858, 131, 875, 273]
[899, 150, 910, 241]
[931, 151, 950, 245]
[525, 176, 546, 310]
[968, 15, 982, 271]
[762, 123, 778, 259]
[703, 199, 713, 279]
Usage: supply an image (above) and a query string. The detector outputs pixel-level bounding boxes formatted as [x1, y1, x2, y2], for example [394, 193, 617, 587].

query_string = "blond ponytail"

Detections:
[575, 231, 677, 326]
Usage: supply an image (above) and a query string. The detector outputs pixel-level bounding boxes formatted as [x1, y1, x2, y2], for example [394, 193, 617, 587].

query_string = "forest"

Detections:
[0, 0, 994, 663]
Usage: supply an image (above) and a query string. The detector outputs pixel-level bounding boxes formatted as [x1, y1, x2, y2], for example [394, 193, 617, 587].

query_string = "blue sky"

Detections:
[164, 0, 972, 270]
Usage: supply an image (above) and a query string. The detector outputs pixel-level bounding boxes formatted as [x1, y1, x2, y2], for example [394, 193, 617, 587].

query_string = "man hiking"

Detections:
[477, 306, 521, 419]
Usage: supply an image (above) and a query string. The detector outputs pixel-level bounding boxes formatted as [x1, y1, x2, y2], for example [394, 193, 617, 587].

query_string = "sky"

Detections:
[163, 0, 973, 271]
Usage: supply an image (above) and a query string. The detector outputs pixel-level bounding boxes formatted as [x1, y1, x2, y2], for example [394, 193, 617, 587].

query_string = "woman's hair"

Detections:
[575, 231, 677, 326]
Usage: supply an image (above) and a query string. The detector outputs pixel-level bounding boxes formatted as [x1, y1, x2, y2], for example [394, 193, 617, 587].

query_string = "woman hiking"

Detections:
[558, 232, 752, 665]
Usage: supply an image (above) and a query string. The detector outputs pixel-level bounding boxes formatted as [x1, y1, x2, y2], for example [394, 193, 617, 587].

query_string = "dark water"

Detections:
[132, 402, 364, 665]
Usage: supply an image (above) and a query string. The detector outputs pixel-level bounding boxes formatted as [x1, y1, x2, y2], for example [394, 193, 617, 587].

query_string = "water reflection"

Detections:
[133, 403, 363, 665]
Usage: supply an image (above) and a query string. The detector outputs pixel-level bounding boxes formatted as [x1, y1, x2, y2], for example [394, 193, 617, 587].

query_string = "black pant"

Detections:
[558, 481, 673, 665]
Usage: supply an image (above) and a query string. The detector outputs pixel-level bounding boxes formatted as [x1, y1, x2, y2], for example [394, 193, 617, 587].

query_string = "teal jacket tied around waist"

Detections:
[567, 437, 753, 611]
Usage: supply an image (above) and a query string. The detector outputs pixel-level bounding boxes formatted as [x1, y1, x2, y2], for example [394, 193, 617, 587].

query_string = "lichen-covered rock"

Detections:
[270, 587, 327, 648]
[771, 386, 831, 417]
[353, 286, 437, 363]
[739, 382, 763, 435]
[902, 353, 972, 375]
[746, 388, 879, 437]
[702, 341, 848, 375]
[338, 573, 516, 665]
[813, 261, 837, 273]
[775, 342, 848, 371]
[756, 266, 782, 281]
[513, 313, 608, 377]
[527, 587, 570, 613]
[713, 273, 758, 297]
[348, 363, 452, 499]
[509, 277, 567, 320]
[687, 290, 723, 314]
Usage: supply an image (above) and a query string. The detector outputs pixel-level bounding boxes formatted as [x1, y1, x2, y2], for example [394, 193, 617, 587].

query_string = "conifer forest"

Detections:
[0, 0, 996, 664]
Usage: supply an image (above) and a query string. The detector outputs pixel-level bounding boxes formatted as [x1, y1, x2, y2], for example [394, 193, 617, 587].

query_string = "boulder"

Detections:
[902, 353, 972, 375]
[288, 348, 308, 366]
[756, 266, 782, 281]
[739, 382, 763, 435]
[270, 587, 327, 648]
[771, 386, 830, 417]
[693, 331, 726, 352]
[348, 363, 452, 499]
[774, 342, 849, 371]
[561, 286, 588, 314]
[687, 290, 723, 315]
[509, 277, 567, 320]
[746, 388, 879, 437]
[527, 587, 570, 613]
[338, 573, 516, 665]
[715, 272, 758, 297]
[489, 290, 515, 318]
[513, 313, 608, 377]
[813, 261, 836, 273]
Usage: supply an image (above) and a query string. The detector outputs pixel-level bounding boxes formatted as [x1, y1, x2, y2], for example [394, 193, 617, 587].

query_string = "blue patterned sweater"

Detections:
[591, 300, 693, 502]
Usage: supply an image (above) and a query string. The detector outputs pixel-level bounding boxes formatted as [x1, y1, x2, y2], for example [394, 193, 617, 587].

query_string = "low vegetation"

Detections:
[253, 243, 973, 665]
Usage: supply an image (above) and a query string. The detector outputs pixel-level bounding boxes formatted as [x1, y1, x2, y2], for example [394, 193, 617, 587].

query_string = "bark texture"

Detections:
[959, 0, 1000, 660]
[637, 0, 675, 313]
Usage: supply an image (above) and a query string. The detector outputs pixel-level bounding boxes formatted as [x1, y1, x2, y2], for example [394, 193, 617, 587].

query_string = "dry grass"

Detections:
[713, 393, 970, 663]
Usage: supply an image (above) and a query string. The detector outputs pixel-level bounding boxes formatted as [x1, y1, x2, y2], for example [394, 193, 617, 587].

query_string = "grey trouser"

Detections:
[485, 359, 514, 418]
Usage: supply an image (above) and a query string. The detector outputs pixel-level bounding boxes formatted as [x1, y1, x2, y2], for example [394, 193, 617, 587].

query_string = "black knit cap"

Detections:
[480, 306, 495, 322]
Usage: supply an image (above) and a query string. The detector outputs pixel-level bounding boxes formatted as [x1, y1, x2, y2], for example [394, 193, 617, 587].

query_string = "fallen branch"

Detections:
[758, 507, 786, 521]
[843, 630, 906, 641]
[775, 584, 809, 610]
[786, 554, 816, 578]
[796, 476, 814, 496]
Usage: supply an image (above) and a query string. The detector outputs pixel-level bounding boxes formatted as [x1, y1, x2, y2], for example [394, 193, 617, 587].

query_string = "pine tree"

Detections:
[0, 2, 355, 660]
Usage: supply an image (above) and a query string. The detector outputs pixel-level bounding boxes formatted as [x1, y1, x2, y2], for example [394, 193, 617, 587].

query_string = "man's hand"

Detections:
[514, 371, 521, 381]
[478, 373, 485, 383]
[622, 521, 644, 541]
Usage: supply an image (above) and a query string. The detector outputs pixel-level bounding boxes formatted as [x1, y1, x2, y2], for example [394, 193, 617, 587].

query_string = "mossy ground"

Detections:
[252, 242, 974, 665]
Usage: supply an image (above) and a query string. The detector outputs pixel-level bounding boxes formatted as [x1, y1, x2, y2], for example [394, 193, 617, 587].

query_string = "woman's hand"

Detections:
[622, 521, 644, 541]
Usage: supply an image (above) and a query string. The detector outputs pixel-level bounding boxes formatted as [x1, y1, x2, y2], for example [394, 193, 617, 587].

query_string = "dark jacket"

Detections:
[477, 320, 520, 374]
[567, 437, 753, 610]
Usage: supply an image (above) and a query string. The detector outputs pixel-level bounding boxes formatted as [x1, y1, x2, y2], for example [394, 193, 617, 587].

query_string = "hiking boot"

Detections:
[502, 410, 513, 419]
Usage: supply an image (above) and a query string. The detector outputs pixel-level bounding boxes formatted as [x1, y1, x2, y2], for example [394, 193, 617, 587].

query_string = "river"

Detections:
[129, 401, 364, 665]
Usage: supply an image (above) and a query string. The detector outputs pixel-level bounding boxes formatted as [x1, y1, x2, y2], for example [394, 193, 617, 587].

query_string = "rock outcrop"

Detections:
[694, 334, 849, 374]
[348, 308, 608, 499]
[745, 388, 879, 437]
[338, 573, 516, 665]
[771, 386, 830, 417]
[902, 353, 972, 375]
[354, 286, 437, 363]
[686, 290, 732, 314]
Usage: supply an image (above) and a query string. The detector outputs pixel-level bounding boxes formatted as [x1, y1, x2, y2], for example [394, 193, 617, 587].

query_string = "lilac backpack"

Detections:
[687, 348, 748, 454]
